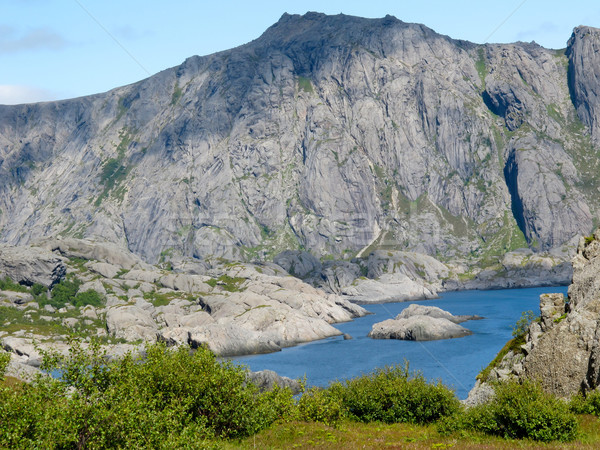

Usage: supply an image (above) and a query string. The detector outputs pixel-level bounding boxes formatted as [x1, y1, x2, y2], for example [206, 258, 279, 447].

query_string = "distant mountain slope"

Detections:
[0, 12, 599, 265]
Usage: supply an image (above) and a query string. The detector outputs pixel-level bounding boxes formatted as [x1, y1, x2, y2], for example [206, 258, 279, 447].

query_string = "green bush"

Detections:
[72, 290, 103, 308]
[31, 283, 46, 296]
[320, 364, 460, 425]
[512, 310, 536, 338]
[0, 278, 27, 293]
[297, 385, 345, 426]
[0, 352, 10, 379]
[570, 390, 600, 416]
[0, 340, 295, 448]
[440, 380, 579, 442]
[47, 278, 82, 308]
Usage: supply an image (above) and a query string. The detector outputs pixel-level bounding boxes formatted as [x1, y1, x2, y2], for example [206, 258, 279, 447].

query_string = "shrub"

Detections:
[570, 390, 600, 416]
[512, 310, 536, 338]
[72, 290, 103, 308]
[31, 283, 46, 296]
[47, 278, 82, 308]
[0, 339, 295, 448]
[0, 352, 10, 379]
[332, 364, 460, 424]
[440, 380, 578, 442]
[298, 385, 345, 426]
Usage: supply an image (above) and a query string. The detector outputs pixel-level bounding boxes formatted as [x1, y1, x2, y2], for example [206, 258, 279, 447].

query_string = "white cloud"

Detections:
[0, 26, 68, 54]
[113, 25, 154, 40]
[0, 85, 60, 105]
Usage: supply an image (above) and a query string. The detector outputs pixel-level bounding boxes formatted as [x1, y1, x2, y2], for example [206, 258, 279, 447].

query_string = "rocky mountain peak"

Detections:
[0, 13, 599, 268]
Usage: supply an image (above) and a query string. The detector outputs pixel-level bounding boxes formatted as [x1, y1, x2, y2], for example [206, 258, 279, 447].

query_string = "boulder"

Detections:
[105, 305, 158, 342]
[274, 250, 322, 278]
[342, 273, 437, 303]
[87, 262, 121, 279]
[188, 323, 281, 356]
[246, 369, 302, 394]
[0, 290, 34, 305]
[0, 244, 66, 288]
[39, 238, 152, 270]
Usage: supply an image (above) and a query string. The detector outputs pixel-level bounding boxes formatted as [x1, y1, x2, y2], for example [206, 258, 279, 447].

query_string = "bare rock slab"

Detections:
[368, 315, 472, 341]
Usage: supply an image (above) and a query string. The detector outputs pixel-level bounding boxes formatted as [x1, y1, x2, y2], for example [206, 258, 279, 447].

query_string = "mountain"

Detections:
[1, 13, 599, 268]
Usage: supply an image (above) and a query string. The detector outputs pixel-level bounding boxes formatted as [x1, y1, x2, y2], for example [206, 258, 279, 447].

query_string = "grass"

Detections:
[0, 278, 28, 293]
[0, 305, 105, 338]
[230, 416, 600, 449]
[206, 275, 247, 292]
[298, 76, 314, 93]
[94, 129, 133, 207]
[171, 80, 183, 105]
[475, 47, 487, 89]
[476, 335, 525, 382]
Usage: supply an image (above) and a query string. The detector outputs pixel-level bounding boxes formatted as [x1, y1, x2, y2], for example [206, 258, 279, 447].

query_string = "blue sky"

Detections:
[1, 0, 598, 104]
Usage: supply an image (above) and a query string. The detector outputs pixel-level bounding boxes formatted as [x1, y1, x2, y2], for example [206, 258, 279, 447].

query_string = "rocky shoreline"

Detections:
[1, 238, 368, 380]
[1, 237, 573, 383]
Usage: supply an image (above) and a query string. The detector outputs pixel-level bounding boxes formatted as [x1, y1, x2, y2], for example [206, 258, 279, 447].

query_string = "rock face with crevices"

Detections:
[471, 228, 600, 399]
[0, 14, 598, 270]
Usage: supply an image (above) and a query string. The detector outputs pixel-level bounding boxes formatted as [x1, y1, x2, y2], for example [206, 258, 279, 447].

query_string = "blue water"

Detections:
[232, 286, 568, 399]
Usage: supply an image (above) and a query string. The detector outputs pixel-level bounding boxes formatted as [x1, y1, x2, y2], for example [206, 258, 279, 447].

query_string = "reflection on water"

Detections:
[232, 286, 568, 399]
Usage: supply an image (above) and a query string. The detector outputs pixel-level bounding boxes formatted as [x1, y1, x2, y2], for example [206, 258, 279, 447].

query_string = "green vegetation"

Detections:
[297, 76, 314, 93]
[512, 310, 536, 338]
[554, 312, 568, 324]
[171, 80, 183, 105]
[307, 364, 461, 426]
[0, 278, 28, 293]
[206, 275, 246, 292]
[0, 341, 295, 448]
[475, 47, 487, 88]
[0, 304, 105, 339]
[477, 310, 536, 382]
[440, 380, 579, 442]
[1, 342, 596, 447]
[570, 390, 600, 416]
[94, 129, 133, 207]
[0, 352, 9, 379]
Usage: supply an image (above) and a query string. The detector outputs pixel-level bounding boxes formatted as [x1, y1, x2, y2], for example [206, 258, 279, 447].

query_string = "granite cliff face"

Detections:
[0, 13, 599, 269]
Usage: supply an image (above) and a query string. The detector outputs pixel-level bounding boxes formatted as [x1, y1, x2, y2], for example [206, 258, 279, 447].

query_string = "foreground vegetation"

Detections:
[1, 341, 600, 448]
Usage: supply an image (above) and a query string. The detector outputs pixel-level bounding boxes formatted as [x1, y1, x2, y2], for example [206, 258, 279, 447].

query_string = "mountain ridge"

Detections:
[0, 13, 599, 272]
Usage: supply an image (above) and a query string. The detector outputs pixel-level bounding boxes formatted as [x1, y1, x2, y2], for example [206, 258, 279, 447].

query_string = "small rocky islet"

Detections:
[368, 304, 483, 341]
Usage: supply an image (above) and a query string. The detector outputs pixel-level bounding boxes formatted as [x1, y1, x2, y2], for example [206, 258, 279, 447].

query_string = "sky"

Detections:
[1, 0, 599, 105]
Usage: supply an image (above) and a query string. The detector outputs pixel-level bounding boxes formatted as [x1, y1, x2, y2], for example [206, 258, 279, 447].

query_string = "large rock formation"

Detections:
[0, 245, 66, 287]
[472, 229, 600, 399]
[0, 239, 368, 361]
[0, 13, 598, 272]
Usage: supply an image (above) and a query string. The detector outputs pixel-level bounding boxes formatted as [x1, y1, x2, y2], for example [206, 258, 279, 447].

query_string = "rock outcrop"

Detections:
[368, 304, 476, 341]
[0, 240, 368, 364]
[472, 229, 600, 399]
[0, 14, 598, 273]
[0, 245, 66, 287]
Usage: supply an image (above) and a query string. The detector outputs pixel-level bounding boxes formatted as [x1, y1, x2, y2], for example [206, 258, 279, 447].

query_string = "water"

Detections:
[232, 286, 568, 399]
